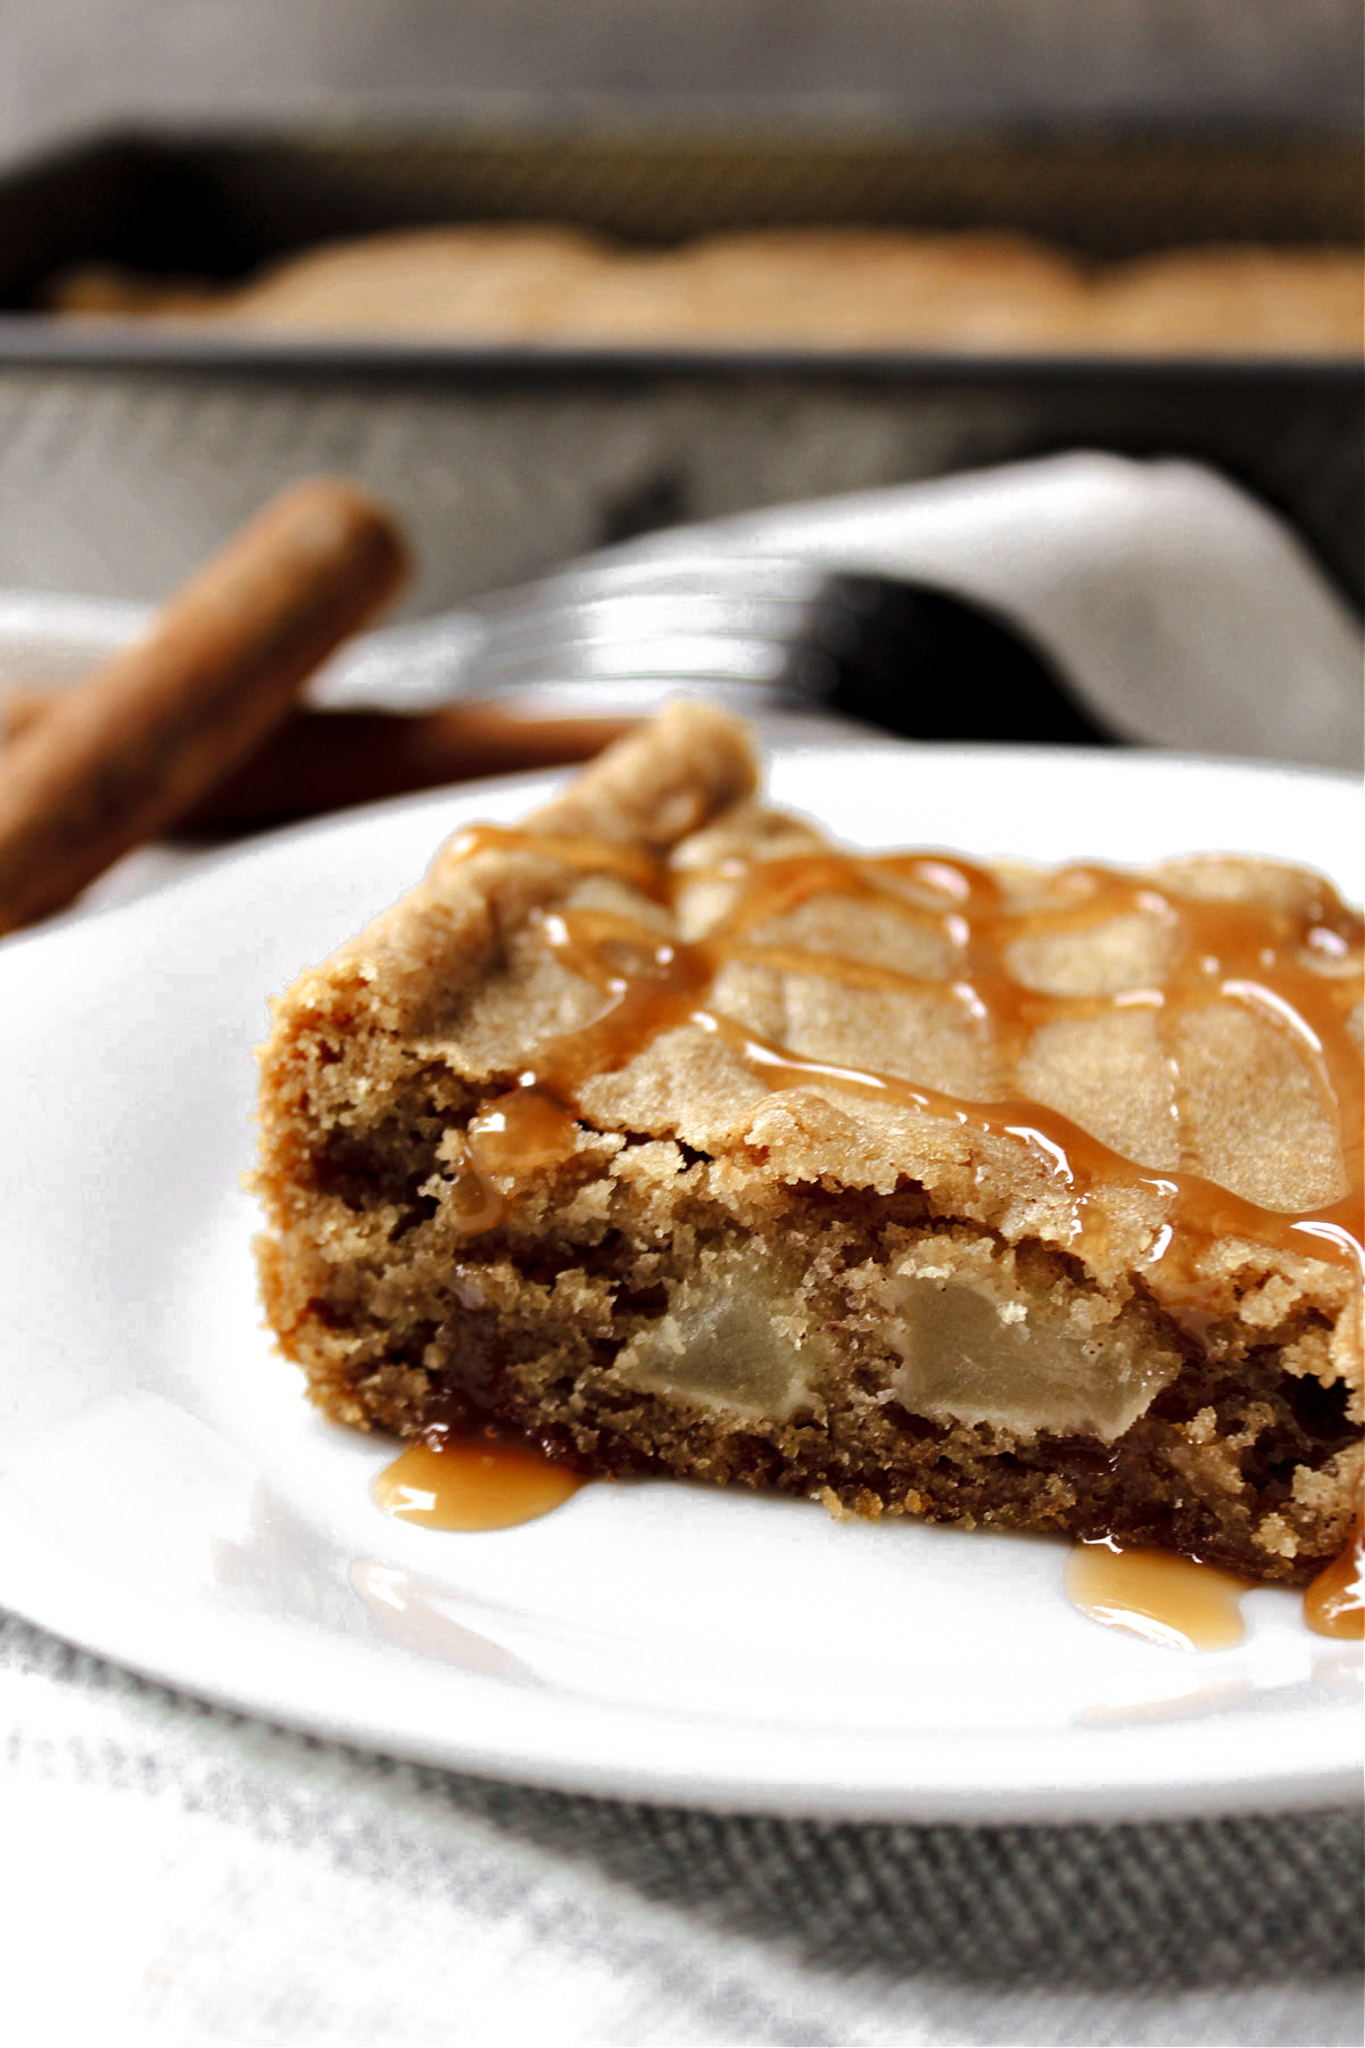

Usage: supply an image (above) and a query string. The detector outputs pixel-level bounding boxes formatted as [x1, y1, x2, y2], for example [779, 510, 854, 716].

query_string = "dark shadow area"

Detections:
[596, 468, 692, 548]
[410, 1771, 1365, 1991]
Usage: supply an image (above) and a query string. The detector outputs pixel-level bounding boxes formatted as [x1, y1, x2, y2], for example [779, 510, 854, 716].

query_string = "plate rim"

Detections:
[2, 735, 1360, 1820]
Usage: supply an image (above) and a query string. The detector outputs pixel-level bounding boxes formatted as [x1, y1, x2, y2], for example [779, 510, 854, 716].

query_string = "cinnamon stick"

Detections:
[0, 478, 408, 933]
[0, 690, 638, 834]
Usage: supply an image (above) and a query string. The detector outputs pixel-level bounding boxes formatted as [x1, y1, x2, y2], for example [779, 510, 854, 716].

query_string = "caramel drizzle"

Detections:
[1066, 1539, 1254, 1652]
[442, 823, 670, 898]
[373, 1429, 581, 1532]
[454, 826, 1362, 1292]
[1304, 1518, 1365, 1638]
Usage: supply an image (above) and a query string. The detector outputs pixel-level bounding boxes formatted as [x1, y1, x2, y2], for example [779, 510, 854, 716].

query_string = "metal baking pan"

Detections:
[0, 129, 1359, 614]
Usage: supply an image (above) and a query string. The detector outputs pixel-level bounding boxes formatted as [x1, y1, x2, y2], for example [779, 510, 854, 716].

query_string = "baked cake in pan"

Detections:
[52, 226, 1364, 356]
[254, 703, 1362, 1582]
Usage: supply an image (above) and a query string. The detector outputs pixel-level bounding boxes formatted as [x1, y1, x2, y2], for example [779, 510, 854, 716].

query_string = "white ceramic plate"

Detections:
[1, 741, 1360, 1822]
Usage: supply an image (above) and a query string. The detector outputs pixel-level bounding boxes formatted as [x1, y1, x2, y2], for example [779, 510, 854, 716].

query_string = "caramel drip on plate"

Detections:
[373, 1429, 581, 1531]
[1304, 1521, 1365, 1639]
[1065, 1541, 1254, 1651]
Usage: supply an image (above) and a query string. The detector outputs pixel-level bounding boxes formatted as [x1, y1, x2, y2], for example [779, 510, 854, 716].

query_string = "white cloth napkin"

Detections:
[3, 452, 1360, 769]
[614, 451, 1364, 767]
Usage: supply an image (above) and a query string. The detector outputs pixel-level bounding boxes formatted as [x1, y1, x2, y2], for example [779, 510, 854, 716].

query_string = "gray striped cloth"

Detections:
[2, 1612, 1359, 2045]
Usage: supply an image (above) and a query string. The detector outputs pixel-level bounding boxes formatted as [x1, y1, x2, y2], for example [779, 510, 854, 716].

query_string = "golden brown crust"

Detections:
[493, 694, 759, 851]
[257, 697, 755, 1038]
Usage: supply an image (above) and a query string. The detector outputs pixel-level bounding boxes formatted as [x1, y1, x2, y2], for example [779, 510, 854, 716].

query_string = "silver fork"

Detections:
[451, 546, 1110, 747]
[336, 544, 1107, 744]
[458, 551, 839, 711]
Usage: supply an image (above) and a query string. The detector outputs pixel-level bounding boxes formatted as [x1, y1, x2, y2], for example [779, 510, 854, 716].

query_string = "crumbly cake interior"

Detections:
[254, 702, 1363, 1582]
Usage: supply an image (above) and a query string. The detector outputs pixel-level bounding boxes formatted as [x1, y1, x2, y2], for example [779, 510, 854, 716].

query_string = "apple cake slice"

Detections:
[254, 701, 1362, 1582]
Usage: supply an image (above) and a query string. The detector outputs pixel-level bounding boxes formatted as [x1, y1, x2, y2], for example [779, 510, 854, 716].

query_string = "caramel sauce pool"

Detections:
[373, 1434, 581, 1532]
[371, 1439, 1359, 1654]
[1066, 1542, 1255, 1651]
